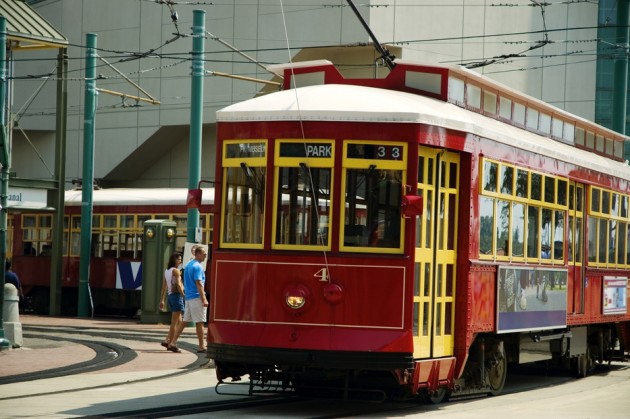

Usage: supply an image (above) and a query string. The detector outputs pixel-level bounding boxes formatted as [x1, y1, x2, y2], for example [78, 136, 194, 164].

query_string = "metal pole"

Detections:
[613, 1, 629, 142]
[78, 33, 97, 317]
[187, 10, 205, 243]
[0, 16, 11, 349]
[49, 47, 68, 315]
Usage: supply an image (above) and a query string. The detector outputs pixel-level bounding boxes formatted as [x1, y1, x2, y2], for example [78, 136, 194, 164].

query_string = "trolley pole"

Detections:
[0, 16, 11, 349]
[187, 10, 205, 243]
[78, 33, 97, 317]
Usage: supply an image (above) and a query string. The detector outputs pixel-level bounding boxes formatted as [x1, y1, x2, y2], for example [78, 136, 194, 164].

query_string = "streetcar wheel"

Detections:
[577, 353, 588, 378]
[421, 387, 450, 404]
[584, 347, 595, 375]
[487, 343, 507, 396]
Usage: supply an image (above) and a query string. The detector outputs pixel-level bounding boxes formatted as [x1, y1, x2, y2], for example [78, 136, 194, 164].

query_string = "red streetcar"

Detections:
[12, 188, 214, 316]
[207, 60, 630, 401]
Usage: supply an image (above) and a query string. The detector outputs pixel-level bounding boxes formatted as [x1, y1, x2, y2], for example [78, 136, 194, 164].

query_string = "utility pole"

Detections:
[187, 10, 205, 243]
[49, 47, 68, 315]
[614, 0, 629, 158]
[0, 16, 11, 350]
[78, 33, 97, 317]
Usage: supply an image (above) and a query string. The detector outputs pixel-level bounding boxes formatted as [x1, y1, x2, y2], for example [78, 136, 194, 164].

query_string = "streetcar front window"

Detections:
[272, 140, 334, 250]
[343, 167, 402, 250]
[340, 141, 406, 253]
[220, 140, 267, 248]
[222, 166, 265, 245]
[275, 166, 331, 247]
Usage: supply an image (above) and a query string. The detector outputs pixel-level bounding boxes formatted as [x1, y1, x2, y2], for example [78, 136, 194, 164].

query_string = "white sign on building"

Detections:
[7, 187, 48, 210]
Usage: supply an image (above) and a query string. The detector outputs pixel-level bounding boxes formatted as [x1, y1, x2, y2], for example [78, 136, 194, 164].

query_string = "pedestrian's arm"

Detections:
[195, 279, 207, 306]
[173, 269, 184, 295]
[159, 274, 167, 310]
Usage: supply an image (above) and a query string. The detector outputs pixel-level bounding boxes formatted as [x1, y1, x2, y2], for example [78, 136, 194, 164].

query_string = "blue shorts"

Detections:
[167, 293, 184, 312]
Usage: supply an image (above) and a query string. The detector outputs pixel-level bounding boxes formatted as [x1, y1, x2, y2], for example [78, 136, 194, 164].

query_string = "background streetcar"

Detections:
[11, 188, 214, 316]
[207, 60, 630, 401]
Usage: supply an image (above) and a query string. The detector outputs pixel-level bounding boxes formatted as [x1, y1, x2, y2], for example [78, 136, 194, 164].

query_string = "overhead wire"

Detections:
[11, 63, 58, 176]
[9, 0, 610, 121]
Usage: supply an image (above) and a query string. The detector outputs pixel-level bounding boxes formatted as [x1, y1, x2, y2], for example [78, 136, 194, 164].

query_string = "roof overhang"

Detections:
[1, 0, 67, 51]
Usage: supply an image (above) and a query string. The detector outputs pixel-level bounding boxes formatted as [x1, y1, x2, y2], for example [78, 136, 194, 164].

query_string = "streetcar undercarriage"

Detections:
[212, 323, 628, 403]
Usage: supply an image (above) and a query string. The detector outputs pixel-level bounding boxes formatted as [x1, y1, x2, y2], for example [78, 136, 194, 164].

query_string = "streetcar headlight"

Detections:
[146, 228, 154, 239]
[284, 284, 309, 311]
[165, 228, 175, 239]
[286, 294, 305, 309]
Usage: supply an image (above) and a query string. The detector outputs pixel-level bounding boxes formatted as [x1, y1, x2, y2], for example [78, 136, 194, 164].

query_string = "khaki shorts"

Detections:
[183, 297, 207, 323]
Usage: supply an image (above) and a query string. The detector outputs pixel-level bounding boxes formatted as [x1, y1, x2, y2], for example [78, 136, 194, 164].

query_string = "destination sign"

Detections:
[225, 142, 266, 158]
[347, 144, 404, 161]
[279, 142, 332, 158]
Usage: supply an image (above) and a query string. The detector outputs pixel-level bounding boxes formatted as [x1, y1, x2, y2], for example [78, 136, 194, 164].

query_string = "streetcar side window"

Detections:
[62, 215, 69, 257]
[554, 210, 565, 260]
[496, 199, 510, 258]
[69, 215, 102, 257]
[22, 214, 52, 256]
[102, 215, 118, 257]
[482, 160, 498, 193]
[340, 141, 406, 253]
[38, 209, 210, 260]
[568, 183, 584, 264]
[511, 203, 525, 257]
[587, 185, 630, 268]
[527, 206, 540, 259]
[479, 197, 494, 255]
[479, 158, 568, 263]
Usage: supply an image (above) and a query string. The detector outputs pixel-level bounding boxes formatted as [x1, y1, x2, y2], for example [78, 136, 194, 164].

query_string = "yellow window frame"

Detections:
[587, 185, 630, 268]
[21, 214, 53, 256]
[589, 186, 630, 221]
[568, 183, 584, 266]
[479, 158, 568, 261]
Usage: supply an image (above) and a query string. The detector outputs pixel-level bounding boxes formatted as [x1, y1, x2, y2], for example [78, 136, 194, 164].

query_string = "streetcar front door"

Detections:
[414, 147, 459, 359]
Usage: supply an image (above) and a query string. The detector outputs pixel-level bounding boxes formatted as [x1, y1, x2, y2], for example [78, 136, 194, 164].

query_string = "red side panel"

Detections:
[209, 254, 414, 353]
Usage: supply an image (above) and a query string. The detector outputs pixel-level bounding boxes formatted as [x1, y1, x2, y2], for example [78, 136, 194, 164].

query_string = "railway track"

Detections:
[0, 335, 134, 386]
[0, 324, 208, 389]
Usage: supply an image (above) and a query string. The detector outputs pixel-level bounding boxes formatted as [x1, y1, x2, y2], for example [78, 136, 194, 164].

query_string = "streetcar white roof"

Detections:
[217, 84, 630, 182]
[64, 188, 215, 206]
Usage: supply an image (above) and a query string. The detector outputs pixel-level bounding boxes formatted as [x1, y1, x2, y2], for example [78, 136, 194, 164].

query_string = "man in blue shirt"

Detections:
[182, 246, 208, 352]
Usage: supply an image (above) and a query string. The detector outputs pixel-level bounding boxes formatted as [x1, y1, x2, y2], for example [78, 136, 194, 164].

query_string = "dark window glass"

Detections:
[531, 173, 542, 200]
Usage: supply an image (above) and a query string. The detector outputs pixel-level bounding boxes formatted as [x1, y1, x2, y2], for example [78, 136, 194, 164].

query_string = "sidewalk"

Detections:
[0, 315, 198, 379]
[0, 315, 225, 417]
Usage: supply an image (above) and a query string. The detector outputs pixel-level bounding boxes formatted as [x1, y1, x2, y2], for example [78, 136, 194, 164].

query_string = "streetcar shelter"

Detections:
[1, 0, 68, 317]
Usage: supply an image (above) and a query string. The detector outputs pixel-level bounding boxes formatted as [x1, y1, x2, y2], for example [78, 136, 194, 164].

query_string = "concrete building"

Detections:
[12, 0, 603, 189]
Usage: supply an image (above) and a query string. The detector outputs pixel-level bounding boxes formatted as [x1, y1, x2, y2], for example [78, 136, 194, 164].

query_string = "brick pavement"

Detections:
[0, 315, 199, 378]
